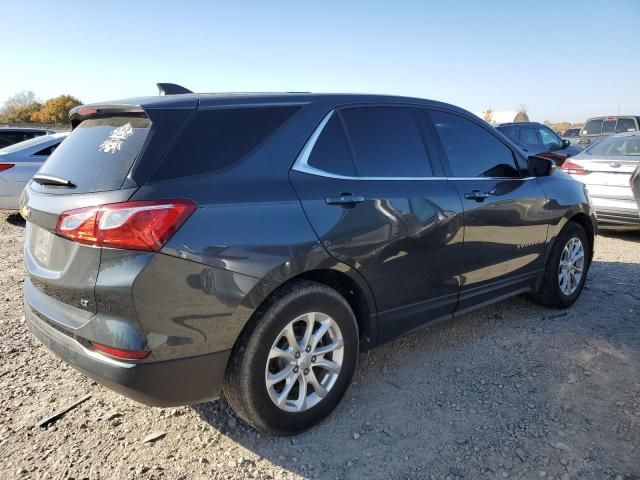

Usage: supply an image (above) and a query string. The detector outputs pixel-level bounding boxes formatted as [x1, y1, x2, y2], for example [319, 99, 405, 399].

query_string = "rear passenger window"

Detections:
[430, 110, 519, 178]
[616, 118, 637, 133]
[308, 115, 356, 176]
[583, 119, 603, 135]
[498, 126, 519, 142]
[341, 107, 431, 177]
[152, 107, 299, 181]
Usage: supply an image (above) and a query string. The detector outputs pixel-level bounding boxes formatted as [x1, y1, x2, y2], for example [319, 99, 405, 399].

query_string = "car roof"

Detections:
[0, 127, 55, 133]
[71, 92, 477, 120]
[584, 115, 640, 121]
[496, 122, 544, 127]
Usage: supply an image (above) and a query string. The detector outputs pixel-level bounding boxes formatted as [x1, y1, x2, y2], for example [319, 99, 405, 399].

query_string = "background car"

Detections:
[496, 122, 580, 165]
[575, 115, 640, 150]
[0, 127, 55, 148]
[631, 163, 640, 219]
[560, 127, 581, 142]
[0, 132, 68, 209]
[562, 131, 640, 229]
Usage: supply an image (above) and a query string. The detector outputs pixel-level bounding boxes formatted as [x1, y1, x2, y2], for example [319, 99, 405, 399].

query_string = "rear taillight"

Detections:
[0, 163, 15, 172]
[56, 199, 196, 251]
[90, 341, 151, 360]
[561, 161, 587, 175]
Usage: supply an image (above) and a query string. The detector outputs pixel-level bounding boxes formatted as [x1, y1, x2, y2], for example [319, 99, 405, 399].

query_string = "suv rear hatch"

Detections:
[23, 99, 196, 326]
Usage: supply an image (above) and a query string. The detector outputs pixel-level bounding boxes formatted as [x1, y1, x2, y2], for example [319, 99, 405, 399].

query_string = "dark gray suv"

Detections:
[22, 89, 596, 435]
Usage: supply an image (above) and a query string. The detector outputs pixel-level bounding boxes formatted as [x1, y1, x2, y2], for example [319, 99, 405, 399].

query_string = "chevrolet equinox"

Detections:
[22, 86, 596, 435]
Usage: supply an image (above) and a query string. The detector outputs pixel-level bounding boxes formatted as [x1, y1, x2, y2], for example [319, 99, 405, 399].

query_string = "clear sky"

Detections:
[3, 0, 639, 123]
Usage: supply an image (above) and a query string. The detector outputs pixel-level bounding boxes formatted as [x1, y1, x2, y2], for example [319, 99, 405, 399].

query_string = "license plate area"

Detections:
[31, 225, 54, 266]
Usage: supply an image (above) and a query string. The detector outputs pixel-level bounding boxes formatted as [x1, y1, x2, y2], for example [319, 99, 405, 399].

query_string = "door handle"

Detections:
[325, 193, 365, 207]
[464, 190, 490, 201]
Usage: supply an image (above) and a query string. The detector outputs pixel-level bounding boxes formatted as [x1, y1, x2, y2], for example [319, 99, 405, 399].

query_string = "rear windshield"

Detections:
[35, 116, 151, 194]
[150, 106, 299, 181]
[587, 136, 640, 156]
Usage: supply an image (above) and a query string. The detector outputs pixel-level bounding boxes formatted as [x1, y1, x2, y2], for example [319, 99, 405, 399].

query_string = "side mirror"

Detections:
[528, 155, 555, 177]
[562, 139, 571, 148]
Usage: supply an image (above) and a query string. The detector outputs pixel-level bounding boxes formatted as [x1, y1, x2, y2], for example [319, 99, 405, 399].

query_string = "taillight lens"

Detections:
[561, 161, 586, 175]
[56, 199, 196, 251]
[90, 341, 151, 360]
[0, 163, 15, 172]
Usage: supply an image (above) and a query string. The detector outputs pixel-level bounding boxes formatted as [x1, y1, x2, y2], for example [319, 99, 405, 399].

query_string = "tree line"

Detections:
[0, 91, 82, 125]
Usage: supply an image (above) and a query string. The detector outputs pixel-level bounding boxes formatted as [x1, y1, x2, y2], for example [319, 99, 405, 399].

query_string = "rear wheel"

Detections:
[533, 222, 591, 308]
[223, 280, 359, 435]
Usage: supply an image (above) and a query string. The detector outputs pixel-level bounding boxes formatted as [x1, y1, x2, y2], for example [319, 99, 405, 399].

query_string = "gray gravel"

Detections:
[1, 209, 639, 479]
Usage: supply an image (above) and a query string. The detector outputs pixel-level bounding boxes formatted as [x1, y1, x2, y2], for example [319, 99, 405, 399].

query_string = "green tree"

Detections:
[31, 95, 82, 124]
[0, 91, 42, 123]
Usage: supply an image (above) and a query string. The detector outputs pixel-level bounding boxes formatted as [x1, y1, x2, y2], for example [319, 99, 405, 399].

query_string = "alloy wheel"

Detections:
[558, 237, 585, 296]
[265, 312, 344, 412]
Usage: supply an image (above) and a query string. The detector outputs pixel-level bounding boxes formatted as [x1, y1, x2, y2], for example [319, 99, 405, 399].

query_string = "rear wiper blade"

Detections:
[32, 174, 76, 188]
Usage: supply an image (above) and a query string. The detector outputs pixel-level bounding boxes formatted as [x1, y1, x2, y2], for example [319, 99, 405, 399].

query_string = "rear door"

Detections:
[424, 109, 549, 313]
[290, 106, 464, 342]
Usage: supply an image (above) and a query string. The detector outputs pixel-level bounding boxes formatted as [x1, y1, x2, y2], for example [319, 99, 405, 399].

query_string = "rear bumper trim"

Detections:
[25, 299, 230, 406]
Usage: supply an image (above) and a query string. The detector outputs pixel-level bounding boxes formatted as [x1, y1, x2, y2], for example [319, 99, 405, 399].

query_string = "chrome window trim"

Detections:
[291, 109, 534, 182]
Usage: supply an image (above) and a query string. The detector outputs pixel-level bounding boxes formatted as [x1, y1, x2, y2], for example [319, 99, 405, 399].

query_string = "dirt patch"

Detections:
[0, 210, 638, 479]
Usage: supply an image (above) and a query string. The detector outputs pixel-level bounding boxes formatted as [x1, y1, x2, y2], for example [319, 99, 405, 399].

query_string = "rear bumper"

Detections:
[25, 298, 230, 407]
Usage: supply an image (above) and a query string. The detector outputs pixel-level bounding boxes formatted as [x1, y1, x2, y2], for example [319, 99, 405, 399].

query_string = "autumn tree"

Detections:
[514, 103, 530, 122]
[0, 91, 42, 123]
[31, 95, 82, 124]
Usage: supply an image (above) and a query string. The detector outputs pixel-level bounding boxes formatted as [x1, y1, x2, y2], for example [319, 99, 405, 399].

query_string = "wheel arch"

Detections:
[239, 266, 378, 355]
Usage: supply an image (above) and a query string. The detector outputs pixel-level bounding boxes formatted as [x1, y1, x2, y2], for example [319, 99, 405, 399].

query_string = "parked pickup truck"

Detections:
[575, 115, 640, 150]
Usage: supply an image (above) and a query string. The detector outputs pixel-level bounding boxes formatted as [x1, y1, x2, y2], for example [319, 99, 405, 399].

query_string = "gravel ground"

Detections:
[0, 209, 638, 480]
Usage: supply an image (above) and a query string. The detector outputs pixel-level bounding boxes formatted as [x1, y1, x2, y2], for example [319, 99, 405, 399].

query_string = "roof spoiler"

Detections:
[157, 83, 193, 95]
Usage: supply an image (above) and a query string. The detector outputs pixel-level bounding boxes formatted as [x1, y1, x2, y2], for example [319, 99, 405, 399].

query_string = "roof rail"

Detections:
[157, 83, 193, 96]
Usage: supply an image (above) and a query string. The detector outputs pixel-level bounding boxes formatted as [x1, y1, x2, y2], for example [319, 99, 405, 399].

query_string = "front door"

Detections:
[290, 106, 464, 342]
[424, 109, 549, 313]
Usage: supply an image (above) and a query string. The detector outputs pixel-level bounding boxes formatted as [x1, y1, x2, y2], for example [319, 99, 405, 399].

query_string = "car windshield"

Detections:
[0, 133, 57, 154]
[586, 136, 640, 156]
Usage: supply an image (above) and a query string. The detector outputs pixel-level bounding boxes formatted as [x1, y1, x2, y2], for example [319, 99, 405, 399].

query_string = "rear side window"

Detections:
[430, 110, 519, 178]
[583, 119, 603, 135]
[152, 107, 299, 181]
[616, 118, 637, 133]
[498, 126, 519, 143]
[308, 114, 356, 176]
[36, 116, 151, 193]
[341, 107, 432, 177]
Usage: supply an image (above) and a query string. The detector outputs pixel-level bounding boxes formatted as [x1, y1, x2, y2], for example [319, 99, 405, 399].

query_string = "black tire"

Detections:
[532, 221, 591, 308]
[223, 280, 359, 435]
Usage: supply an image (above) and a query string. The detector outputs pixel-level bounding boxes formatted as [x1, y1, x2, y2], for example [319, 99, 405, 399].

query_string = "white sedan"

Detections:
[0, 132, 69, 210]
[562, 131, 640, 229]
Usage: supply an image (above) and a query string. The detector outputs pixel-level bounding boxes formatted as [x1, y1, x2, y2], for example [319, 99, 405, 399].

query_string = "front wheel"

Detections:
[223, 280, 359, 435]
[533, 221, 591, 308]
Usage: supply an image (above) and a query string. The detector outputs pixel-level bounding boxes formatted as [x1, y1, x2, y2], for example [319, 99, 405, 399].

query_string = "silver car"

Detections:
[0, 132, 69, 210]
[562, 131, 640, 229]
